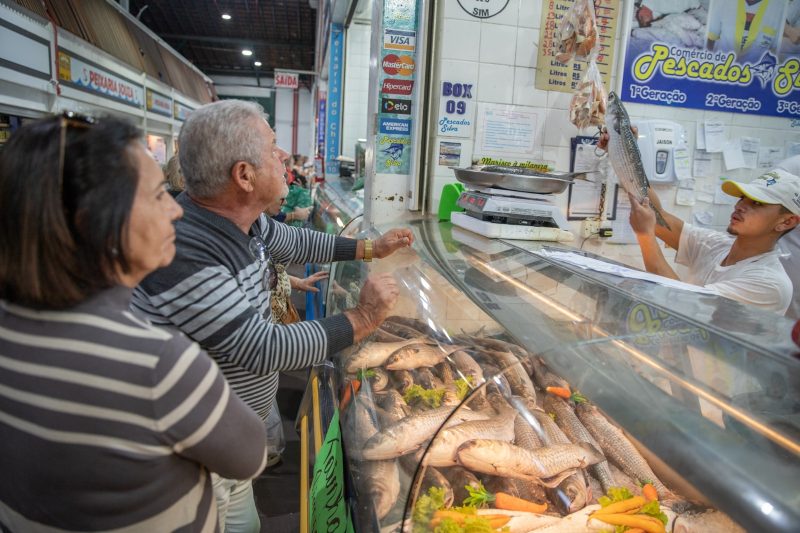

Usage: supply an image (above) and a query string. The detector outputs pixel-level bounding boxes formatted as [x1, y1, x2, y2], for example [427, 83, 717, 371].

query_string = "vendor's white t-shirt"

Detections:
[676, 224, 792, 314]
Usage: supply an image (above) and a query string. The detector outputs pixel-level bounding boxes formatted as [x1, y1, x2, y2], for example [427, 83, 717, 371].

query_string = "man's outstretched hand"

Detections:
[374, 228, 414, 259]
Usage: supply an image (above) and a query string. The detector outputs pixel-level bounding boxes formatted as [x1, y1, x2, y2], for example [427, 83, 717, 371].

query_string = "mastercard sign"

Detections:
[382, 54, 414, 76]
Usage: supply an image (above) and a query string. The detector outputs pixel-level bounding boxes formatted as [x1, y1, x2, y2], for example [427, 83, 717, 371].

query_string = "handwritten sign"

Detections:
[535, 0, 620, 93]
[309, 410, 350, 533]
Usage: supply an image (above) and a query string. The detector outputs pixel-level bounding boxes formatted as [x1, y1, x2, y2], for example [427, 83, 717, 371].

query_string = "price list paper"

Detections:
[535, 0, 620, 94]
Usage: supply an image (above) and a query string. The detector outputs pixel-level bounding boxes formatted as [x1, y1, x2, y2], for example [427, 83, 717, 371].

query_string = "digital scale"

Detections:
[451, 187, 574, 242]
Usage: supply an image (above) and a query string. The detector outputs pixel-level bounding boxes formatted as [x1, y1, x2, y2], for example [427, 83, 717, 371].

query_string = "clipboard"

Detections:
[567, 136, 619, 221]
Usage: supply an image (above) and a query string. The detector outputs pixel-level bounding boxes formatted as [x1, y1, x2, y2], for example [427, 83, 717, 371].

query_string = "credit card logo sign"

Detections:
[384, 29, 416, 51]
[381, 97, 412, 115]
[382, 54, 415, 76]
[379, 118, 411, 135]
[381, 79, 414, 95]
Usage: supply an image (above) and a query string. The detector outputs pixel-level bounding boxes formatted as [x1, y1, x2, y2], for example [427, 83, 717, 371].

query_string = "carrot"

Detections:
[431, 510, 468, 524]
[642, 483, 658, 502]
[494, 492, 548, 514]
[339, 379, 360, 410]
[592, 496, 646, 515]
[430, 510, 511, 528]
[626, 529, 647, 533]
[487, 515, 512, 528]
[546, 386, 572, 399]
[591, 513, 666, 533]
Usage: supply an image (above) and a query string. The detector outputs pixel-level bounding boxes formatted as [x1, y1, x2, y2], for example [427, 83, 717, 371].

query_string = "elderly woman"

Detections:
[0, 113, 267, 532]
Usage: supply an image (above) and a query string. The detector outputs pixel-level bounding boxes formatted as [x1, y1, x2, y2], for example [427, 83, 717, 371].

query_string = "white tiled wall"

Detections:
[341, 22, 372, 159]
[427, 0, 800, 267]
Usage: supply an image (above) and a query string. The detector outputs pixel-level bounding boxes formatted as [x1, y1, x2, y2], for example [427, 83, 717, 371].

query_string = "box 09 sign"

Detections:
[437, 81, 475, 138]
[274, 70, 299, 89]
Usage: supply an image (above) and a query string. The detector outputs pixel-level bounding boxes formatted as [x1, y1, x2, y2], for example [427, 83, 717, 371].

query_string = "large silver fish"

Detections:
[456, 440, 604, 486]
[343, 396, 380, 461]
[545, 396, 616, 493]
[343, 338, 427, 373]
[445, 467, 482, 506]
[360, 459, 400, 520]
[385, 343, 464, 370]
[531, 410, 591, 514]
[362, 406, 490, 460]
[375, 390, 410, 424]
[451, 350, 485, 387]
[423, 411, 516, 467]
[576, 403, 671, 499]
[606, 91, 670, 229]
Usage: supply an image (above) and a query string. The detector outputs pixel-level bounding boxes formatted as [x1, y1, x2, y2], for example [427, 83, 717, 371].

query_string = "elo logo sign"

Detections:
[382, 79, 414, 95]
[382, 54, 414, 76]
[381, 97, 412, 115]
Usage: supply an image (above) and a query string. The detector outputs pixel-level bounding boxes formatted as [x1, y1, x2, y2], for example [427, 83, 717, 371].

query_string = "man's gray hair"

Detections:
[178, 100, 266, 198]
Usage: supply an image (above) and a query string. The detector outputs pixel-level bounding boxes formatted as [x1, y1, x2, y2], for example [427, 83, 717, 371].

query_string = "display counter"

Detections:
[303, 217, 798, 533]
[311, 176, 364, 235]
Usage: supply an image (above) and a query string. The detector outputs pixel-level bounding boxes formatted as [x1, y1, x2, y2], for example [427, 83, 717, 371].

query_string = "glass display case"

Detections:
[323, 218, 799, 533]
[312, 176, 364, 235]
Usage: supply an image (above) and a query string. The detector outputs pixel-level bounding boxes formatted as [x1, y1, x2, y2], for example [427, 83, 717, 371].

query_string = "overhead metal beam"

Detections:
[160, 34, 310, 50]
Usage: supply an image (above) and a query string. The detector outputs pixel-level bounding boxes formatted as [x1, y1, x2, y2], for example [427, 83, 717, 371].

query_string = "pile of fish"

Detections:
[337, 316, 741, 532]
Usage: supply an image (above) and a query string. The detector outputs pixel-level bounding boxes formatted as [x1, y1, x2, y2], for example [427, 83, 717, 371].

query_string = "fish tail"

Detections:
[653, 206, 671, 230]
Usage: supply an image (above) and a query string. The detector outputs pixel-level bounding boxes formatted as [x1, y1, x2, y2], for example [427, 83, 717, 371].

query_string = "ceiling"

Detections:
[129, 0, 317, 83]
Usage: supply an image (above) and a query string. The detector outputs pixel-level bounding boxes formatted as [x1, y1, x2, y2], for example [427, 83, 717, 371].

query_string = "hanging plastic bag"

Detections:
[569, 60, 607, 129]
[555, 0, 599, 63]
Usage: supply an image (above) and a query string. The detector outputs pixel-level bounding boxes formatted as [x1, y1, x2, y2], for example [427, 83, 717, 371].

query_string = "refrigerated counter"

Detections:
[303, 217, 799, 533]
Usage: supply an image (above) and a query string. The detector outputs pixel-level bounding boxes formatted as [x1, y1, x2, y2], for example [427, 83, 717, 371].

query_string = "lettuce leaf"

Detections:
[598, 486, 634, 507]
[413, 487, 446, 533]
[639, 500, 668, 525]
[404, 384, 446, 408]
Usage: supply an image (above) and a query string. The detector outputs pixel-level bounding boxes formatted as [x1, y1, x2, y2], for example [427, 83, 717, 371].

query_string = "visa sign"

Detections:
[384, 29, 416, 52]
[274, 70, 299, 89]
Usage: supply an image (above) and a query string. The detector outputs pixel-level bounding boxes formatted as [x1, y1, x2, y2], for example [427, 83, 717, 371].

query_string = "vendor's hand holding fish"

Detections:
[628, 193, 657, 237]
[597, 125, 638, 152]
[373, 228, 414, 258]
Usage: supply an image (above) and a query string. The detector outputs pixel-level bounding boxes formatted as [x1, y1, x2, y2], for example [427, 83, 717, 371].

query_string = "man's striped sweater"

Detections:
[132, 193, 356, 420]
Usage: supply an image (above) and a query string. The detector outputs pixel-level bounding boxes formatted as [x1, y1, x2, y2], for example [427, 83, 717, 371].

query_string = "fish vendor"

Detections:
[131, 99, 413, 533]
[628, 168, 800, 314]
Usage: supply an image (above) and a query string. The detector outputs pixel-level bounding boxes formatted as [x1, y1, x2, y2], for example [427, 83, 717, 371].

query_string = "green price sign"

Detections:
[309, 410, 352, 533]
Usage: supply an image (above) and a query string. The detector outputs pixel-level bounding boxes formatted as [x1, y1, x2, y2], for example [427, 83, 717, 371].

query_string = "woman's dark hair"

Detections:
[0, 114, 141, 309]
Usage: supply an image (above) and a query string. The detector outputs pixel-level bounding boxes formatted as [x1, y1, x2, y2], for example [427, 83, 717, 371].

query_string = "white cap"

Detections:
[721, 169, 800, 215]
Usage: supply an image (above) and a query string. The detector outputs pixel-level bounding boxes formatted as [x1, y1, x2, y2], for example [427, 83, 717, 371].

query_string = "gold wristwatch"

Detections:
[363, 239, 373, 262]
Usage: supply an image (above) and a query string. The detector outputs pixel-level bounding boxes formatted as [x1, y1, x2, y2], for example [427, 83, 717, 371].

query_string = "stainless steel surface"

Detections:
[453, 167, 585, 194]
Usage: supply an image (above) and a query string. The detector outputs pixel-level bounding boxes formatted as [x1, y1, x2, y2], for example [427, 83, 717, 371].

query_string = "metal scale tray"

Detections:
[453, 166, 588, 194]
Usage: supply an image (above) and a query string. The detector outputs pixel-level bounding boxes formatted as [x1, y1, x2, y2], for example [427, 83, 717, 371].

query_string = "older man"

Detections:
[132, 99, 413, 532]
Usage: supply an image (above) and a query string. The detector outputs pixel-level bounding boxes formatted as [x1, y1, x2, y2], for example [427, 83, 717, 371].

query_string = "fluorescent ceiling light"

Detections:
[221, 13, 231, 20]
[242, 49, 253, 56]
[254, 61, 262, 67]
